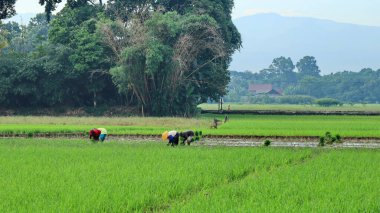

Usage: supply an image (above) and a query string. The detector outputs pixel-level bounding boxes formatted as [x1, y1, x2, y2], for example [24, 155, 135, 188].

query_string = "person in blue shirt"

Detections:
[167, 130, 179, 146]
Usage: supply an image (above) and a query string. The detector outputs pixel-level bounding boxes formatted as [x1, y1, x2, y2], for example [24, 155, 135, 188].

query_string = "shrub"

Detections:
[315, 98, 342, 107]
[248, 95, 276, 104]
[247, 95, 316, 105]
[278, 95, 316, 105]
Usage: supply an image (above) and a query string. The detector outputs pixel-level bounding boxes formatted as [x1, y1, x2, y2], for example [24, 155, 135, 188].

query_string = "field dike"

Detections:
[145, 150, 322, 212]
[1, 133, 380, 148]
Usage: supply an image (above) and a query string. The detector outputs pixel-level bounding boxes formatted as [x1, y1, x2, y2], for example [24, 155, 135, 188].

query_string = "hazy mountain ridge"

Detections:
[230, 13, 380, 74]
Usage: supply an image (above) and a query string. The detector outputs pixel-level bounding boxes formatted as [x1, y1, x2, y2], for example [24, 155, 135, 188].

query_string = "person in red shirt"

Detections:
[89, 128, 101, 141]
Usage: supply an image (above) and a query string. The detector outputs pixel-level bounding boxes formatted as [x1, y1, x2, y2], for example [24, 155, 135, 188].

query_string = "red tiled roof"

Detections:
[248, 84, 273, 94]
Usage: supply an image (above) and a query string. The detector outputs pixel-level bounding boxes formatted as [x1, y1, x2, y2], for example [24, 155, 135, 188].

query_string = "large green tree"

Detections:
[101, 0, 241, 116]
[101, 0, 240, 116]
[260, 56, 297, 88]
[107, 12, 228, 116]
[296, 56, 321, 78]
[49, 4, 117, 107]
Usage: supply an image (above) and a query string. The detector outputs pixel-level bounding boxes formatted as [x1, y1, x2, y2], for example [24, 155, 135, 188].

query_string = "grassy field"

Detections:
[1, 115, 380, 138]
[209, 114, 380, 137]
[0, 116, 209, 135]
[0, 139, 379, 212]
[200, 103, 380, 112]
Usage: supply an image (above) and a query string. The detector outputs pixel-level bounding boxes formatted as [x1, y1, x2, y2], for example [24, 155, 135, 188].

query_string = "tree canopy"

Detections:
[296, 56, 321, 78]
[0, 0, 241, 116]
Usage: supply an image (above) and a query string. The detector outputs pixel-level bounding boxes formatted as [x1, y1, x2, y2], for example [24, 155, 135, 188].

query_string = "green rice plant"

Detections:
[335, 134, 342, 143]
[264, 139, 272, 146]
[169, 150, 380, 212]
[320, 132, 342, 146]
[0, 138, 313, 212]
[1, 115, 380, 138]
[324, 132, 336, 145]
[194, 131, 203, 142]
[1, 139, 379, 212]
[199, 103, 380, 112]
[319, 136, 325, 147]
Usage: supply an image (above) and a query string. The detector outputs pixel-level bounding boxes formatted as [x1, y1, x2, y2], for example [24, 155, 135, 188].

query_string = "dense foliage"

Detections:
[0, 1, 240, 115]
[0, 12, 119, 107]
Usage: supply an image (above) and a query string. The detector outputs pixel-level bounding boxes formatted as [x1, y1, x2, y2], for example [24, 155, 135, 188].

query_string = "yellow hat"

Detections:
[161, 131, 169, 141]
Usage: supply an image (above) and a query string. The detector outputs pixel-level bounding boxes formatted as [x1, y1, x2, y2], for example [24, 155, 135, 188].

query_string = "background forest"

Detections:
[226, 56, 380, 104]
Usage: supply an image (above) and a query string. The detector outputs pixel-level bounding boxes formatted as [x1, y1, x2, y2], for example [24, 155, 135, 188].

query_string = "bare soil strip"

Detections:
[1, 133, 380, 148]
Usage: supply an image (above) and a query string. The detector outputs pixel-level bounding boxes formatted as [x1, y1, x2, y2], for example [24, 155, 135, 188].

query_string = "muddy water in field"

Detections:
[108, 136, 380, 149]
[200, 140, 380, 149]
[2, 134, 380, 148]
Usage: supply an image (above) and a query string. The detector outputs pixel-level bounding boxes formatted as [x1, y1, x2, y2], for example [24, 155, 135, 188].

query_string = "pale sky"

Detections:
[232, 0, 380, 27]
[14, 0, 64, 14]
[12, 0, 380, 27]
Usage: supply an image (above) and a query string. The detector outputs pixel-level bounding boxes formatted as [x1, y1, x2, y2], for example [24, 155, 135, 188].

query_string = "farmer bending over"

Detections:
[98, 128, 107, 142]
[89, 128, 101, 141]
[162, 130, 179, 146]
[180, 130, 195, 145]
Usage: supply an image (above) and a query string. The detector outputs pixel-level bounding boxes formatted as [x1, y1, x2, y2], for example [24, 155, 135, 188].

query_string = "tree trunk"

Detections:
[93, 91, 97, 108]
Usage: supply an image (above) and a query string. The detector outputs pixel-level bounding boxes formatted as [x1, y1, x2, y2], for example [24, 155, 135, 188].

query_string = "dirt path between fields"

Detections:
[1, 133, 380, 148]
[108, 135, 380, 148]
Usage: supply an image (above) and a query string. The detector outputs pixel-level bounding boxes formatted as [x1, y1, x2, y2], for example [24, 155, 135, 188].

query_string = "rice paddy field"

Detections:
[200, 103, 380, 112]
[1, 115, 380, 138]
[0, 139, 379, 212]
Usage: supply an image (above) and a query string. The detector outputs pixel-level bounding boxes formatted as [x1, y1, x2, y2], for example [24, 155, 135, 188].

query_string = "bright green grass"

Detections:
[0, 139, 312, 212]
[207, 114, 380, 137]
[170, 149, 380, 212]
[0, 116, 209, 135]
[1, 115, 380, 137]
[200, 103, 380, 112]
[1, 139, 379, 212]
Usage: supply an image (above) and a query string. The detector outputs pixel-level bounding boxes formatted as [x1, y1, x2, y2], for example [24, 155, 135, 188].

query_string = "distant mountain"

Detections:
[4, 13, 36, 25]
[230, 13, 380, 74]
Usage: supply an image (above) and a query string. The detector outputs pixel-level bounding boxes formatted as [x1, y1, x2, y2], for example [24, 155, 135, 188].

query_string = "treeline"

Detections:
[0, 1, 241, 116]
[0, 13, 120, 108]
[226, 56, 380, 103]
